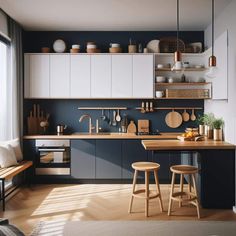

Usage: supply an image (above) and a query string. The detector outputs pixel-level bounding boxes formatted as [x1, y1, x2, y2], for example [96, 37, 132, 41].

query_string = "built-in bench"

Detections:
[0, 161, 33, 211]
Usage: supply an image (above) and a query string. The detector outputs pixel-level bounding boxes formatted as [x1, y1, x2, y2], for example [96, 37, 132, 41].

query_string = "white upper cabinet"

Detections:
[50, 55, 70, 98]
[91, 55, 112, 98]
[24, 54, 50, 98]
[70, 55, 91, 98]
[133, 54, 154, 98]
[112, 55, 132, 98]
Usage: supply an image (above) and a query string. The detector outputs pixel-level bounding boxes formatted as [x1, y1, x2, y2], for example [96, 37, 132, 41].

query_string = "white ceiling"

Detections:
[0, 0, 232, 31]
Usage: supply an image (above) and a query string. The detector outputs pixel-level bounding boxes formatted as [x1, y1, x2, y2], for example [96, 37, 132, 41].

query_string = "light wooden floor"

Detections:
[0, 184, 236, 235]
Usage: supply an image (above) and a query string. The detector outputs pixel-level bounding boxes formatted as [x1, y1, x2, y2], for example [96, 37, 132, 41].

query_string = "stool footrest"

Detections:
[133, 189, 160, 200]
[171, 191, 197, 202]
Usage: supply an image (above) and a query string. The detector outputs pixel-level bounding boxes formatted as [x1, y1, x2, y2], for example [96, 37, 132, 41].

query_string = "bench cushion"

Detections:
[0, 145, 18, 168]
[0, 161, 33, 180]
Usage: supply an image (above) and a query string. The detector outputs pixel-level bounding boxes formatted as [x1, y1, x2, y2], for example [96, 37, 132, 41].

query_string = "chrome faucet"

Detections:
[79, 114, 95, 133]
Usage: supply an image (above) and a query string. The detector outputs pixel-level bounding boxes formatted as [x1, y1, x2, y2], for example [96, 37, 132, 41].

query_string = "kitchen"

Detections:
[0, 0, 236, 235]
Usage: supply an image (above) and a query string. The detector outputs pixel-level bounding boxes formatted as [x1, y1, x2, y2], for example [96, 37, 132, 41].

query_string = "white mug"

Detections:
[156, 91, 164, 98]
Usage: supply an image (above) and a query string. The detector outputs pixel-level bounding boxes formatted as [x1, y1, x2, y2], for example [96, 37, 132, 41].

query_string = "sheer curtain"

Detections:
[0, 17, 23, 141]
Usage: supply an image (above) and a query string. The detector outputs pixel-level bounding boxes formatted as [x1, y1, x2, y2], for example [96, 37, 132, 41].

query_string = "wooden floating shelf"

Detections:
[156, 68, 206, 72]
[78, 107, 128, 110]
[155, 82, 211, 86]
[154, 97, 211, 100]
[136, 107, 203, 110]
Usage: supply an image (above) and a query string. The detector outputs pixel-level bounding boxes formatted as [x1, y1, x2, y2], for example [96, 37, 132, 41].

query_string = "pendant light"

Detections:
[172, 0, 182, 71]
[206, 0, 217, 78]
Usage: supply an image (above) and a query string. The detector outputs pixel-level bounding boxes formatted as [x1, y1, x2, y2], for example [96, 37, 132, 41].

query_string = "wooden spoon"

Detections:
[182, 109, 190, 122]
[116, 109, 121, 122]
[190, 109, 196, 121]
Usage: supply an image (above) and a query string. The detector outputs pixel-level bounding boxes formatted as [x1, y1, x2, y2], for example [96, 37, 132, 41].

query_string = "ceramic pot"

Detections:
[213, 128, 223, 141]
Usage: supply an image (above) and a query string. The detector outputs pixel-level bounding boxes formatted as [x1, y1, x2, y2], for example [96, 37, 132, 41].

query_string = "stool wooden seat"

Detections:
[168, 165, 200, 219]
[128, 162, 163, 217]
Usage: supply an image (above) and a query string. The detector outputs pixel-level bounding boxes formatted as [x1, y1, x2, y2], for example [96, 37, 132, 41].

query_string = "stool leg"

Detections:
[179, 174, 183, 207]
[145, 171, 150, 217]
[128, 170, 138, 213]
[192, 174, 200, 219]
[188, 174, 192, 200]
[168, 172, 175, 216]
[154, 170, 163, 212]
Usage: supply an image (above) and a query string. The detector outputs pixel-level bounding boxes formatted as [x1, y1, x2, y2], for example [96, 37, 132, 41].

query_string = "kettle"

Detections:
[57, 124, 67, 135]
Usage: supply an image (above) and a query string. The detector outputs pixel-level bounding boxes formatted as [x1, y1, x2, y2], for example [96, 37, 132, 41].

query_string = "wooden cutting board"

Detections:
[138, 120, 149, 133]
[127, 120, 137, 133]
[165, 110, 183, 128]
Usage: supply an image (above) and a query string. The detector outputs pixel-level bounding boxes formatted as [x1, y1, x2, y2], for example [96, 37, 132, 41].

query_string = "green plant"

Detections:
[202, 113, 215, 127]
[196, 114, 205, 125]
[213, 118, 224, 129]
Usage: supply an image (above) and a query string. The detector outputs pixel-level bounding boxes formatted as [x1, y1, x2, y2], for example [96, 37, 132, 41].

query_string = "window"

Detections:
[0, 41, 8, 140]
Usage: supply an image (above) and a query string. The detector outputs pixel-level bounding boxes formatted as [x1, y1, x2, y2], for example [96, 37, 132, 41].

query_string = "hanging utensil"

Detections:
[145, 102, 149, 112]
[150, 102, 154, 112]
[116, 109, 121, 122]
[108, 110, 112, 126]
[182, 109, 190, 122]
[112, 110, 117, 126]
[101, 109, 106, 120]
[190, 109, 196, 121]
[141, 102, 145, 113]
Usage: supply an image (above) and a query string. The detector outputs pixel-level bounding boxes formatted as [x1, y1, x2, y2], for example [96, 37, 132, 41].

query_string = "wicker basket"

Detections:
[159, 37, 185, 53]
[165, 89, 210, 98]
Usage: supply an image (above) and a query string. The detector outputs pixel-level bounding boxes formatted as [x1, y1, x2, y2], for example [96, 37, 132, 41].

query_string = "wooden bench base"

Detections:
[0, 161, 33, 211]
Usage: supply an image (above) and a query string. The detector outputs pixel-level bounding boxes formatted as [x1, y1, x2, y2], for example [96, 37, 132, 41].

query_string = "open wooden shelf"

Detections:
[156, 67, 206, 72]
[154, 97, 211, 100]
[155, 82, 211, 86]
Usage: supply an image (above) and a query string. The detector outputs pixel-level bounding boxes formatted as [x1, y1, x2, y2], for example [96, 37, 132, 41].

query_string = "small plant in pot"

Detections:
[196, 115, 205, 135]
[212, 118, 224, 141]
[202, 113, 215, 139]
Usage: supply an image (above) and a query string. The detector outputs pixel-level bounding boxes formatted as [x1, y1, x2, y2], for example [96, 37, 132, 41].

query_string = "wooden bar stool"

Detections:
[128, 162, 163, 217]
[168, 165, 200, 219]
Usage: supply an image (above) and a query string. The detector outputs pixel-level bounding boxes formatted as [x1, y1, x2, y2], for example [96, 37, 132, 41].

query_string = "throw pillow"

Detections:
[0, 145, 18, 168]
[0, 138, 23, 161]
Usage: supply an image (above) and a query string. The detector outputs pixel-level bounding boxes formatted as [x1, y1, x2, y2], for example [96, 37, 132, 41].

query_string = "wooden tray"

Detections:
[177, 135, 205, 142]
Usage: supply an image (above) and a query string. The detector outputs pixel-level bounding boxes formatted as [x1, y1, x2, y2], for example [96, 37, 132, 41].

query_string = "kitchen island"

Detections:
[142, 140, 235, 209]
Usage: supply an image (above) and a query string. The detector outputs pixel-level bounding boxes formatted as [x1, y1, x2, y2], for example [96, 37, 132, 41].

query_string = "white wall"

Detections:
[204, 0, 236, 145]
[204, 0, 236, 210]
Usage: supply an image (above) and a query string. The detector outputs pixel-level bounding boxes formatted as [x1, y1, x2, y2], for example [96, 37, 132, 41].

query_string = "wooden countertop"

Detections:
[142, 140, 235, 150]
[23, 132, 181, 140]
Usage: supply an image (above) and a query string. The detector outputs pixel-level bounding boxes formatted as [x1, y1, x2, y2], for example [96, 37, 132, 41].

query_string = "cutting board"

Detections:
[138, 120, 149, 133]
[127, 120, 137, 133]
[165, 110, 183, 128]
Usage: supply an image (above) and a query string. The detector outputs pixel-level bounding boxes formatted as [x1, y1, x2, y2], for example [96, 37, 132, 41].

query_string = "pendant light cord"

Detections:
[212, 0, 214, 56]
[177, 0, 179, 51]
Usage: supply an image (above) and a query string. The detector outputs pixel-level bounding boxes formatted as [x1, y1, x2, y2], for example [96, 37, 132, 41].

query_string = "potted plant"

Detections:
[202, 113, 215, 139]
[212, 118, 224, 141]
[196, 114, 205, 135]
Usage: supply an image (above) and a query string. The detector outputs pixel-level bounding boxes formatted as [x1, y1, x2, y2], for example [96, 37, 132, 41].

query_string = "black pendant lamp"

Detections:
[206, 0, 217, 78]
[173, 0, 182, 70]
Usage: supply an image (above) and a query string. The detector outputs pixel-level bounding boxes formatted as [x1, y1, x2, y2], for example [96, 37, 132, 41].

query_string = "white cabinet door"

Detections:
[70, 55, 91, 98]
[26, 54, 50, 98]
[91, 55, 112, 98]
[112, 55, 132, 98]
[50, 55, 70, 98]
[133, 55, 154, 98]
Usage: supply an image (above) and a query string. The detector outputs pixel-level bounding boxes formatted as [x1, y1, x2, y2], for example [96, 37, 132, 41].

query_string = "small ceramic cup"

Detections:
[155, 91, 164, 98]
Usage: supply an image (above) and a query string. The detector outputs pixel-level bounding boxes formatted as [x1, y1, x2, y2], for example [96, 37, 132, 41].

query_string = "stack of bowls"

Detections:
[70, 44, 80, 53]
[109, 43, 122, 53]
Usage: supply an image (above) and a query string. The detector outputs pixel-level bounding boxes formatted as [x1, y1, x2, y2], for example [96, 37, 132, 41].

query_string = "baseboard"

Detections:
[233, 206, 236, 214]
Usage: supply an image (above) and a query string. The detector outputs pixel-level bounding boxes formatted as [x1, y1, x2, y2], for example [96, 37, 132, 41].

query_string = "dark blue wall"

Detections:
[23, 31, 204, 53]
[24, 99, 203, 135]
[23, 30, 204, 135]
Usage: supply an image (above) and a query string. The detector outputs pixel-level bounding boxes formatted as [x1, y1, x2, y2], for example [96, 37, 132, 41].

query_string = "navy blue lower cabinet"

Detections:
[95, 140, 122, 179]
[71, 140, 96, 179]
[149, 152, 170, 183]
[122, 140, 148, 179]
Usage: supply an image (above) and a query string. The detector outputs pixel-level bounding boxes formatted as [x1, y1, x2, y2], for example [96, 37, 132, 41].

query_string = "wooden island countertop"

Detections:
[142, 139, 236, 150]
